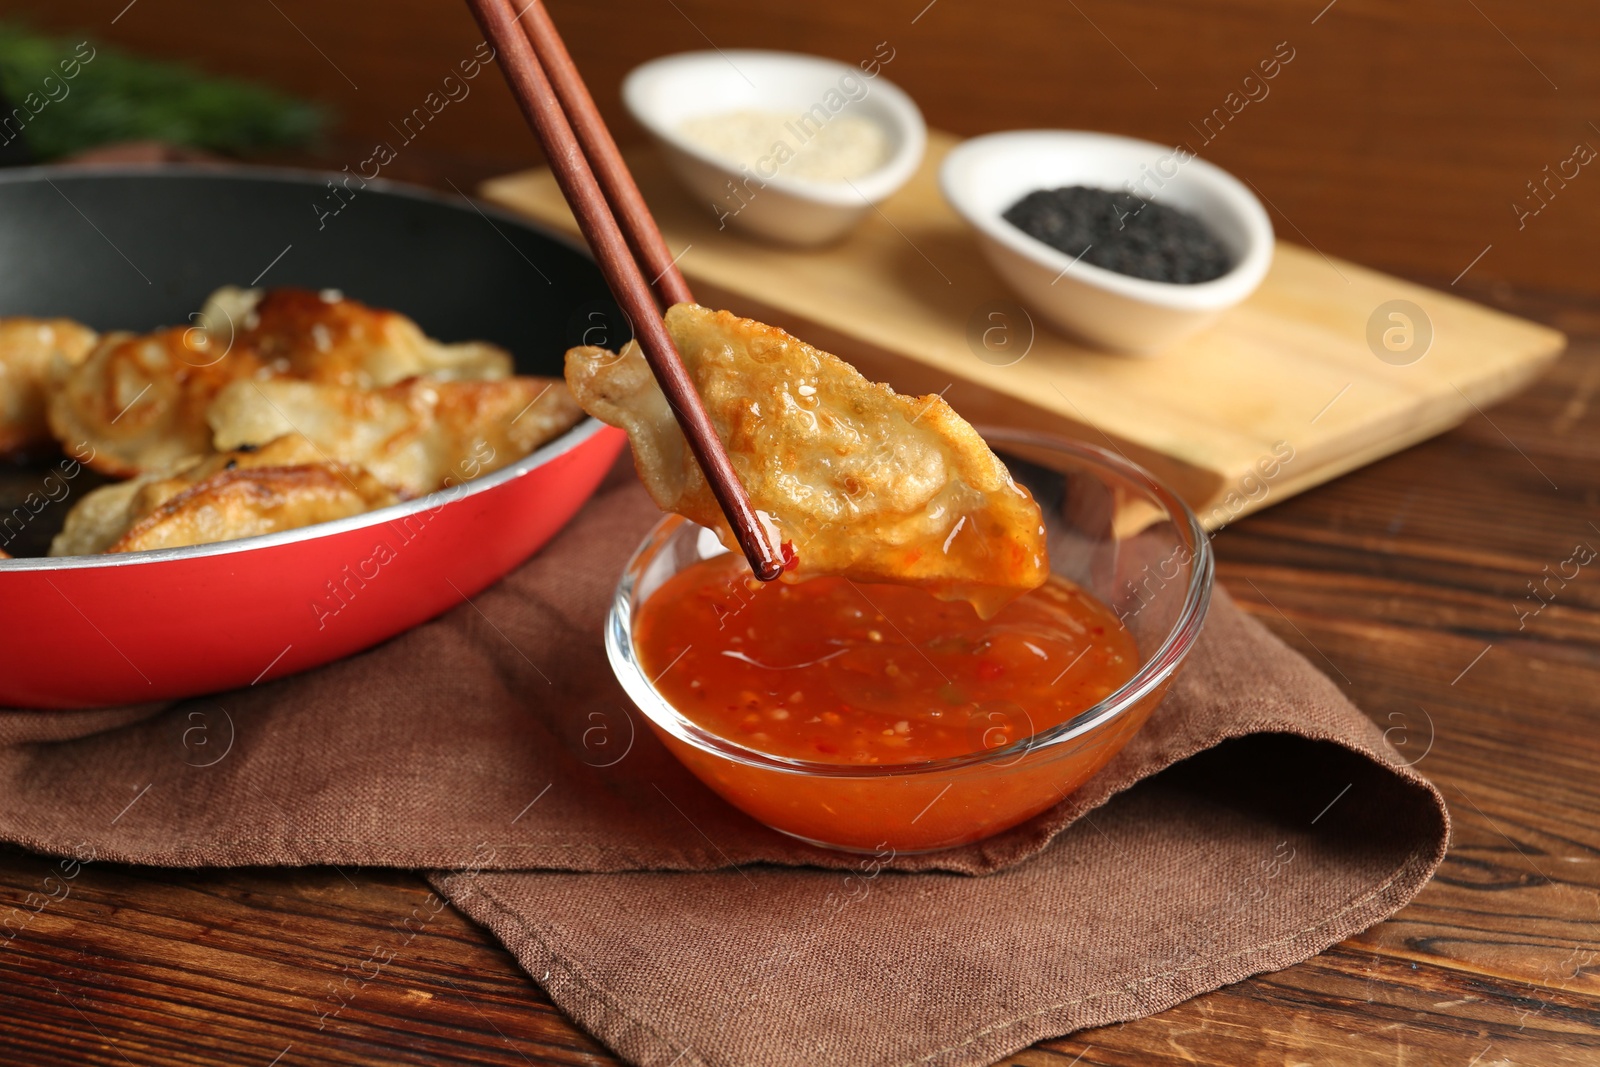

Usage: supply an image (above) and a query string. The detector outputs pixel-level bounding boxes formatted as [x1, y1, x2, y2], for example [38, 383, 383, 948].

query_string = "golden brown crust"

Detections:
[0, 317, 98, 455]
[233, 288, 513, 387]
[45, 326, 264, 477]
[564, 304, 1048, 616]
[43, 288, 516, 480]
[207, 375, 584, 497]
[35, 287, 575, 556]
[47, 472, 152, 556]
[49, 433, 398, 556]
[108, 463, 397, 554]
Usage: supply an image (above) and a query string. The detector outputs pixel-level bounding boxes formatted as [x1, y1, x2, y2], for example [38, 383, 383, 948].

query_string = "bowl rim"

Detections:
[0, 163, 611, 573]
[606, 427, 1215, 778]
[939, 128, 1275, 312]
[621, 48, 928, 207]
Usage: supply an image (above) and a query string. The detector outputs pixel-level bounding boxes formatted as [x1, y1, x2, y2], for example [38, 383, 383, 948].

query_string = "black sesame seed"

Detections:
[1001, 185, 1233, 285]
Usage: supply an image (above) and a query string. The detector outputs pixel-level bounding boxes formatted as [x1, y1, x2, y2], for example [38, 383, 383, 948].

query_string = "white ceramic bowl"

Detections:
[941, 130, 1274, 354]
[623, 50, 926, 246]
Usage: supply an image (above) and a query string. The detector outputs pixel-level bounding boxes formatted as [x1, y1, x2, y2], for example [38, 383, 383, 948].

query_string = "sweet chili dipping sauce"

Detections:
[633, 550, 1144, 853]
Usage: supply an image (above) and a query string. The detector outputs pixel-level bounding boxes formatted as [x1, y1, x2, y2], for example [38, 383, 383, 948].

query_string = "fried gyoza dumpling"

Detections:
[565, 304, 1048, 616]
[45, 326, 263, 477]
[0, 317, 98, 455]
[46, 473, 146, 556]
[206, 375, 584, 497]
[45, 287, 517, 479]
[221, 287, 513, 387]
[48, 433, 398, 556]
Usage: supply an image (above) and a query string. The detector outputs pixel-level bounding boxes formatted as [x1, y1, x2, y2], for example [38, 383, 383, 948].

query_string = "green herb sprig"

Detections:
[0, 23, 326, 160]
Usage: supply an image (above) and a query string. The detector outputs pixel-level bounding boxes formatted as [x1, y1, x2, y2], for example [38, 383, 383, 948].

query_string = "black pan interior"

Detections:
[0, 165, 629, 373]
[0, 166, 626, 557]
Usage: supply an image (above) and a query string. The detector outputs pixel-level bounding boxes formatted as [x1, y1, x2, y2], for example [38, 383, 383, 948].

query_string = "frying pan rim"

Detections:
[0, 417, 612, 572]
[0, 165, 616, 574]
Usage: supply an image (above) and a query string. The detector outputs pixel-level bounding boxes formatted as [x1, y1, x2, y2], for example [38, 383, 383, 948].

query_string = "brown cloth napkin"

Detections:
[0, 465, 1448, 1066]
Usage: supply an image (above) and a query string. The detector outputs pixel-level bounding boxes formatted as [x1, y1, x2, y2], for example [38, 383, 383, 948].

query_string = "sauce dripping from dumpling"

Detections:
[565, 304, 1049, 616]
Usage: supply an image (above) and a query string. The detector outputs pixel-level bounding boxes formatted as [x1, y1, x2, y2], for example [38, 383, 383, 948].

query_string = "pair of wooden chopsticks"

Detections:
[466, 0, 783, 582]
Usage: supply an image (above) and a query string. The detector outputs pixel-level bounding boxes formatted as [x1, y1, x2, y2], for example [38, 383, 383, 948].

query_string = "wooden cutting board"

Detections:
[481, 131, 1565, 529]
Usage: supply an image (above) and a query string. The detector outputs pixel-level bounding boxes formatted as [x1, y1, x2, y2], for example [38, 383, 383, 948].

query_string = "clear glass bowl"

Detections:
[606, 429, 1214, 854]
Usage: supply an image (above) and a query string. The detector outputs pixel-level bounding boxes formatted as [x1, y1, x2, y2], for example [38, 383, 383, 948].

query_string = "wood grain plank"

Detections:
[482, 137, 1564, 529]
[0, 857, 610, 1066]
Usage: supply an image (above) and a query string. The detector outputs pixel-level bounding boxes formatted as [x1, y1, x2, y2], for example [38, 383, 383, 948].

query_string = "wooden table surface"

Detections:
[1, 291, 1596, 1066]
[4, 0, 1600, 1063]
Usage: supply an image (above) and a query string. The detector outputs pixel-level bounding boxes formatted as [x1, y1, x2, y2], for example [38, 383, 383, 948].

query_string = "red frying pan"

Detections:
[0, 166, 626, 709]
